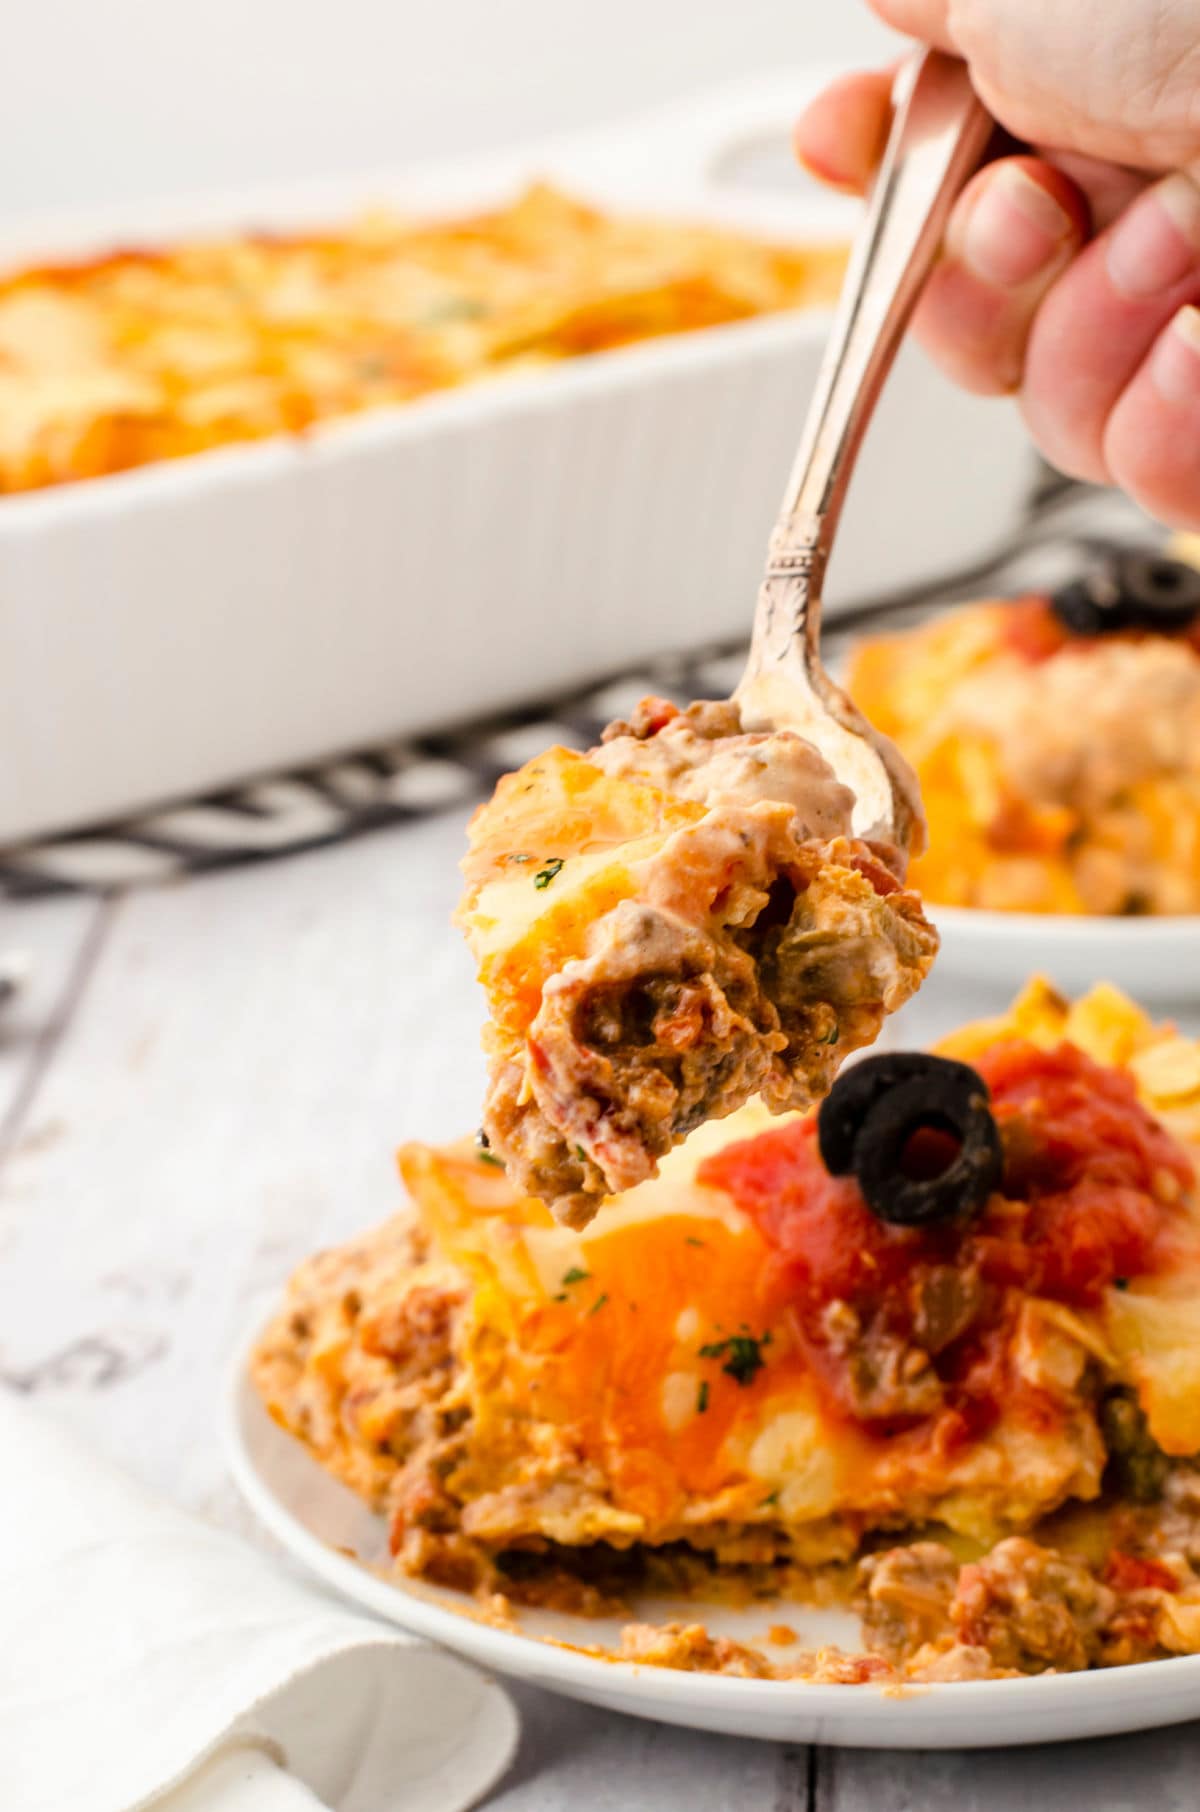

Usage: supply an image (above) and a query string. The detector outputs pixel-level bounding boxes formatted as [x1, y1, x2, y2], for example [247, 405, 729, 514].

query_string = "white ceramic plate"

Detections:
[929, 905, 1200, 1005]
[227, 1355, 1200, 1748]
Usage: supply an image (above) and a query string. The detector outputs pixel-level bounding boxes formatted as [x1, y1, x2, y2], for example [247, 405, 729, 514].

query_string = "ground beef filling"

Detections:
[484, 840, 936, 1227]
[484, 901, 786, 1221]
[854, 1523, 1200, 1680]
[252, 1223, 484, 1589]
[255, 1226, 1200, 1683]
[471, 694, 936, 1224]
[579, 1496, 1200, 1683]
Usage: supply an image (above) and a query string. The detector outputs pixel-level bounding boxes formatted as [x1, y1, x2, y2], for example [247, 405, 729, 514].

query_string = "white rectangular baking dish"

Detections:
[0, 70, 1036, 846]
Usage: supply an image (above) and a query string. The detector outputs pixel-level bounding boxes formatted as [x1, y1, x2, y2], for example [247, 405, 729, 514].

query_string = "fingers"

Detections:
[909, 158, 1090, 395]
[791, 63, 1200, 527]
[792, 4, 961, 195]
[1021, 172, 1200, 483]
[793, 69, 894, 195]
[1103, 308, 1200, 528]
[1034, 151, 1148, 234]
[866, 0, 956, 49]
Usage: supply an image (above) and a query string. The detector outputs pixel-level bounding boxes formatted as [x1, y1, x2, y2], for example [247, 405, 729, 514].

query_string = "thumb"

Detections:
[867, 0, 957, 50]
[794, 68, 895, 196]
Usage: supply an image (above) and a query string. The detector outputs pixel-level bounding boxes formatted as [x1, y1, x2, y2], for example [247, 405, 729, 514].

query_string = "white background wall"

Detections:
[4, 1, 899, 219]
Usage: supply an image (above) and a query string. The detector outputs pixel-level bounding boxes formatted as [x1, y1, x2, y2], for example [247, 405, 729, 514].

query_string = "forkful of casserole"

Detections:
[456, 53, 992, 1225]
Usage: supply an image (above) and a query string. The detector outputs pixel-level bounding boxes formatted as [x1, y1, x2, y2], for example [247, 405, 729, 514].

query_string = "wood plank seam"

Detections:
[769, 1742, 813, 1812]
[0, 895, 117, 1171]
[812, 1745, 836, 1812]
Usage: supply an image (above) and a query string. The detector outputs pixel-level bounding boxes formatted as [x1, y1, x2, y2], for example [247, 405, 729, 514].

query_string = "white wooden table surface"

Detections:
[4, 809, 1200, 1809]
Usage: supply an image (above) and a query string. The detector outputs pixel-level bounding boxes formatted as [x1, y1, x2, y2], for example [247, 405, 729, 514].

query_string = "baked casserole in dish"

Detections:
[0, 83, 1036, 849]
[0, 184, 843, 494]
[254, 979, 1200, 1684]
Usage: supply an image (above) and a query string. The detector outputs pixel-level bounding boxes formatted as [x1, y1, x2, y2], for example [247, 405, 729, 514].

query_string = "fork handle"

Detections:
[756, 50, 993, 664]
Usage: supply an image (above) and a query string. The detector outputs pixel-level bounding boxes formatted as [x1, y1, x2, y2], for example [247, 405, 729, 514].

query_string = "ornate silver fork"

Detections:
[734, 49, 993, 861]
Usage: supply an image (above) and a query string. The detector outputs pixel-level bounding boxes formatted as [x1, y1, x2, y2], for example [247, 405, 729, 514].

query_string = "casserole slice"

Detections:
[847, 583, 1200, 915]
[456, 698, 937, 1225]
[254, 979, 1200, 1629]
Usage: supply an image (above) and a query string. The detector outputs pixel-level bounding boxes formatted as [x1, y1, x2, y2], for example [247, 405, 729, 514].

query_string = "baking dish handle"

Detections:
[562, 65, 862, 207]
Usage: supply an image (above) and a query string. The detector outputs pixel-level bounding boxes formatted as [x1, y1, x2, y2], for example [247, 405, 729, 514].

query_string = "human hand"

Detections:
[796, 1, 1200, 527]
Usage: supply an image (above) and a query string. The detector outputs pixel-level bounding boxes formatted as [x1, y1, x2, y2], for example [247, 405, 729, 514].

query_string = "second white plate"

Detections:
[929, 906, 1200, 1006]
[227, 1354, 1200, 1749]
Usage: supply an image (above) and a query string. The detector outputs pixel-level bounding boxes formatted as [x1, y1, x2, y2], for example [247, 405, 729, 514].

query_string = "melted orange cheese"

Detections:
[398, 985, 1200, 1547]
[403, 1112, 827, 1518]
[848, 601, 1200, 916]
[403, 1114, 1076, 1541]
[0, 185, 846, 495]
[457, 746, 707, 1038]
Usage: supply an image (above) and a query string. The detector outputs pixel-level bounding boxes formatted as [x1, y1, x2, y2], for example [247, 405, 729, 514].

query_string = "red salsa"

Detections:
[699, 1041, 1193, 1438]
[1002, 593, 1200, 664]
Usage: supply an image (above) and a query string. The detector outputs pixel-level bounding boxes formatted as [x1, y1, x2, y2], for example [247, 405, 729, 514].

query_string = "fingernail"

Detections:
[960, 164, 1074, 287]
[1151, 304, 1200, 404]
[1107, 173, 1200, 298]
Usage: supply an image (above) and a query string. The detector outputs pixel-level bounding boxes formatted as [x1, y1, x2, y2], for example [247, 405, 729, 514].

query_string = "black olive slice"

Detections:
[817, 1053, 1003, 1227]
[849, 1074, 1004, 1226]
[1050, 552, 1200, 638]
[816, 1052, 944, 1177]
[1050, 565, 1126, 637]
[1111, 552, 1200, 633]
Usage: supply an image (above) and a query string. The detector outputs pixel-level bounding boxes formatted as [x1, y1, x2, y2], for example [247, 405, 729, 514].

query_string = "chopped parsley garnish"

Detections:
[697, 1380, 710, 1414]
[562, 1266, 590, 1285]
[553, 1292, 568, 1302]
[759, 1490, 780, 1509]
[533, 858, 565, 889]
[474, 1131, 504, 1168]
[575, 1145, 587, 1160]
[684, 1236, 706, 1248]
[586, 1292, 609, 1317]
[820, 1023, 840, 1046]
[507, 852, 533, 864]
[698, 1331, 772, 1387]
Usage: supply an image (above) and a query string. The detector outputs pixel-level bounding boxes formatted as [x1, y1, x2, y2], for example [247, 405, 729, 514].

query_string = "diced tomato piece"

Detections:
[1104, 1551, 1179, 1594]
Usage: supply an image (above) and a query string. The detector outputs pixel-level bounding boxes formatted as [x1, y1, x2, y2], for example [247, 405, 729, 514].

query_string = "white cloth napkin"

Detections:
[0, 1392, 518, 1812]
